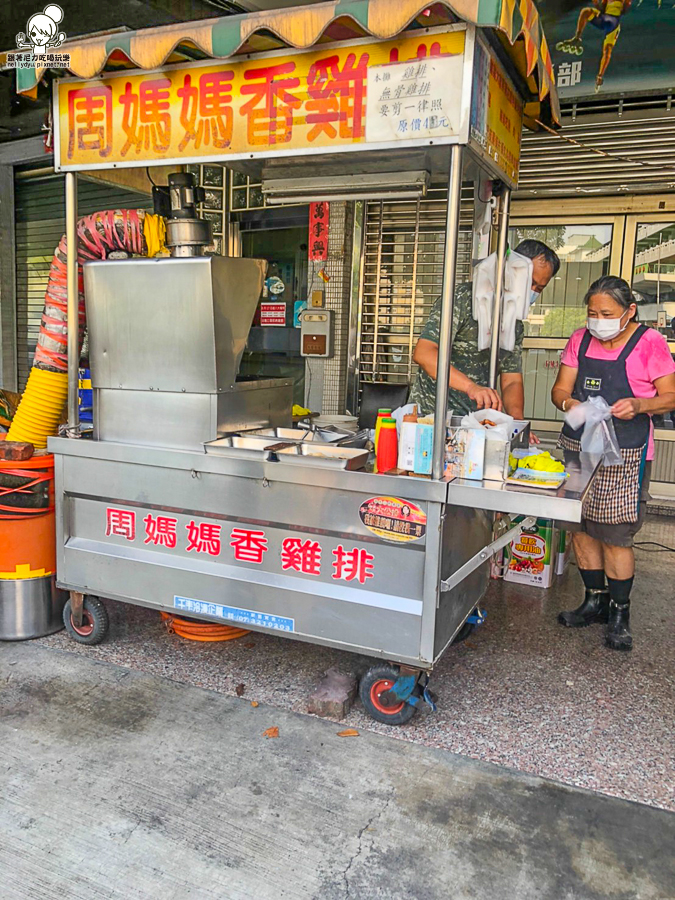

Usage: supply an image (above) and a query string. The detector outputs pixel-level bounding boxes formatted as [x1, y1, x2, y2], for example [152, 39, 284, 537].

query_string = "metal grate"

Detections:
[358, 184, 474, 387]
[652, 437, 675, 484]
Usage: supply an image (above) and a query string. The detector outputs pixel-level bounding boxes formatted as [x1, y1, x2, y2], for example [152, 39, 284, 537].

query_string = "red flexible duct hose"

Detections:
[34, 208, 148, 372]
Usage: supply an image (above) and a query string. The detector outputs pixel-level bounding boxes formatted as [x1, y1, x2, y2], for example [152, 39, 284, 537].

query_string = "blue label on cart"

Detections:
[173, 596, 295, 633]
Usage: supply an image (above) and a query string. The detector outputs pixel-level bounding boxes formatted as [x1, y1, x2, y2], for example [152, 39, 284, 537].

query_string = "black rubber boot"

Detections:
[605, 601, 633, 651]
[557, 589, 610, 628]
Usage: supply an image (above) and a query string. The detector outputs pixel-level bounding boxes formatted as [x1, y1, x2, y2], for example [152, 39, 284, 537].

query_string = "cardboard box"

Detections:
[504, 517, 558, 589]
[445, 426, 485, 480]
[413, 423, 434, 475]
[398, 421, 417, 471]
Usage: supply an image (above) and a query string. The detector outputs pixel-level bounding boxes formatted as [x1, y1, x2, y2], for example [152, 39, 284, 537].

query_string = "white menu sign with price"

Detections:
[365, 55, 464, 144]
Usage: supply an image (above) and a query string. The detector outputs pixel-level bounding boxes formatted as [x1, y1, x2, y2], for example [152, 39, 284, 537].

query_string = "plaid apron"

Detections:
[558, 326, 650, 525]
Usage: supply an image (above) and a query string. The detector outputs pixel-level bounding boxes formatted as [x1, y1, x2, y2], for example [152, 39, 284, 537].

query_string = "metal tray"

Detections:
[275, 444, 369, 470]
[204, 436, 275, 459]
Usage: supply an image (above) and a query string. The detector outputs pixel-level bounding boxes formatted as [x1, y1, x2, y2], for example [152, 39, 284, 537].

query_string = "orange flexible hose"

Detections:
[160, 612, 250, 642]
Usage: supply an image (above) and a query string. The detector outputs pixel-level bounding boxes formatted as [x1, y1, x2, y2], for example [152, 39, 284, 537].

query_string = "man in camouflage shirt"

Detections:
[409, 240, 560, 418]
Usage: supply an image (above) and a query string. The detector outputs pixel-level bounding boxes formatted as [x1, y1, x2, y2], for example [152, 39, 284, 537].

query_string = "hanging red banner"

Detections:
[309, 202, 329, 261]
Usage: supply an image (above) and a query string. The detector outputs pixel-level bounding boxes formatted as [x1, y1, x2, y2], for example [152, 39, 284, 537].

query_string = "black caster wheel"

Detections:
[359, 665, 417, 725]
[451, 621, 475, 645]
[63, 595, 109, 645]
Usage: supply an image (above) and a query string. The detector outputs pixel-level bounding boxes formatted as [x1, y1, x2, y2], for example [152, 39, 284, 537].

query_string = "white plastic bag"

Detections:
[501, 251, 534, 352]
[461, 408, 515, 441]
[565, 396, 623, 466]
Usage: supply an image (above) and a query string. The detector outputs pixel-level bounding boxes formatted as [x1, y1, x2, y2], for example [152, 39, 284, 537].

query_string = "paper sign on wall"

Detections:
[260, 302, 286, 326]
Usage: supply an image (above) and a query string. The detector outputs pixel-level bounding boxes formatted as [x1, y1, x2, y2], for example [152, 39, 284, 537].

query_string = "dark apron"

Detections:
[559, 325, 650, 524]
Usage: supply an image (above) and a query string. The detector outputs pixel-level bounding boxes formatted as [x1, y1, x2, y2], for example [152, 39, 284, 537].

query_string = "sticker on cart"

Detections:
[174, 596, 295, 632]
[358, 497, 426, 543]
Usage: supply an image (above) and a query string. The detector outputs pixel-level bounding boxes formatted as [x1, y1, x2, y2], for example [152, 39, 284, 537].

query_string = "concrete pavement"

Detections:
[1, 642, 673, 900]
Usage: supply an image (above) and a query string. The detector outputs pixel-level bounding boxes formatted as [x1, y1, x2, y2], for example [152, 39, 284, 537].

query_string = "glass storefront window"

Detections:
[509, 223, 613, 338]
[631, 222, 675, 327]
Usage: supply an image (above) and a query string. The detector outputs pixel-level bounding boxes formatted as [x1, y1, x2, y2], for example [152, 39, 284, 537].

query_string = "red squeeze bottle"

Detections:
[376, 418, 398, 474]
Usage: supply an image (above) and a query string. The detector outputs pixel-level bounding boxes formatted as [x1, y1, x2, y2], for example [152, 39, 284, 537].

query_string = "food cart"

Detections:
[13, 0, 599, 723]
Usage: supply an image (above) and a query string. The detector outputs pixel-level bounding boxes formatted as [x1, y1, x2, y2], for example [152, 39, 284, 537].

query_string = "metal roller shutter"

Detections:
[518, 99, 675, 197]
[359, 185, 474, 389]
[14, 175, 153, 390]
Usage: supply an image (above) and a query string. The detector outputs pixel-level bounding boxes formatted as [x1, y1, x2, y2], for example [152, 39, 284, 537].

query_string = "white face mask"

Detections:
[587, 310, 629, 341]
[529, 290, 539, 306]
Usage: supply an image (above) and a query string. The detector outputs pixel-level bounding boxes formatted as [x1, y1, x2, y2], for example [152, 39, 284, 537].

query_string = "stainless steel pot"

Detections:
[0, 576, 67, 640]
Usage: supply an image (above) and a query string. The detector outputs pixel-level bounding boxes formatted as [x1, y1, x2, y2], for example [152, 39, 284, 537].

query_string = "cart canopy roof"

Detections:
[8, 0, 559, 126]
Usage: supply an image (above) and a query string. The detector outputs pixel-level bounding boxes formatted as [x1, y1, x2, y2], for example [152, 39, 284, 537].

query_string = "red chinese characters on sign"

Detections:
[177, 70, 234, 151]
[119, 78, 172, 156]
[103, 513, 377, 583]
[240, 62, 302, 146]
[67, 85, 113, 159]
[144, 514, 178, 549]
[186, 521, 222, 556]
[332, 545, 375, 584]
[309, 202, 330, 261]
[387, 41, 442, 64]
[306, 52, 369, 142]
[106, 508, 136, 541]
[230, 528, 268, 564]
[281, 538, 322, 576]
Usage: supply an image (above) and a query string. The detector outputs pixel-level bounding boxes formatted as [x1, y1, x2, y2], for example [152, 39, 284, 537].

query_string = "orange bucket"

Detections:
[0, 435, 56, 580]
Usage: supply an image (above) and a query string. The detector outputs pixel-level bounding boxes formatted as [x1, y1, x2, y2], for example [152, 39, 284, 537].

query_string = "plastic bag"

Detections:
[565, 396, 623, 466]
[461, 408, 514, 441]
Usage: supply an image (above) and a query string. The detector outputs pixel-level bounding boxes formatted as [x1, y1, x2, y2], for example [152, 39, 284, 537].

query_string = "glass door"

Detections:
[622, 216, 675, 432]
[509, 216, 625, 425]
[622, 217, 675, 329]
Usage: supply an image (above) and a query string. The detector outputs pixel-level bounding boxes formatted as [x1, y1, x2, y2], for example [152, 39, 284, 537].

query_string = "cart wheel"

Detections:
[452, 621, 475, 645]
[359, 665, 417, 725]
[63, 595, 109, 646]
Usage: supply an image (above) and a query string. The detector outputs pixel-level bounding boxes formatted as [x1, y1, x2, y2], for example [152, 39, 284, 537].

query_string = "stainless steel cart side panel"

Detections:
[50, 439, 598, 669]
[435, 505, 493, 658]
[51, 438, 449, 666]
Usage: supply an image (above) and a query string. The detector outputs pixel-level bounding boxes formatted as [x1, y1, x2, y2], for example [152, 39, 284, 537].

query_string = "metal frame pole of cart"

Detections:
[65, 171, 79, 437]
[45, 11, 600, 727]
[488, 188, 512, 390]
[432, 144, 464, 482]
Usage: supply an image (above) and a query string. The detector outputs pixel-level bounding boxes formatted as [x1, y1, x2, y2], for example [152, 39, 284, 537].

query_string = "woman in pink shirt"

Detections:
[551, 275, 675, 651]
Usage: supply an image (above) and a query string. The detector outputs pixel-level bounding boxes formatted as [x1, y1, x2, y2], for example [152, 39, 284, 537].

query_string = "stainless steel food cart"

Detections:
[37, 0, 597, 723]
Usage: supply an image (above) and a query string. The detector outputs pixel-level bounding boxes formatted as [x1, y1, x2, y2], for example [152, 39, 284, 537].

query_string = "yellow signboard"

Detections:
[469, 39, 523, 184]
[55, 29, 466, 171]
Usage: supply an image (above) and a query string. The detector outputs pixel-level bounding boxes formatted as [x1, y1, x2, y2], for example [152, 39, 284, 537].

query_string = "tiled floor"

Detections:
[39, 516, 675, 812]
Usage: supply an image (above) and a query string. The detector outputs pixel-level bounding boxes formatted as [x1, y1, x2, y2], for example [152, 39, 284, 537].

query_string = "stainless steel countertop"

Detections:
[445, 453, 602, 523]
[47, 436, 451, 503]
[48, 437, 600, 520]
